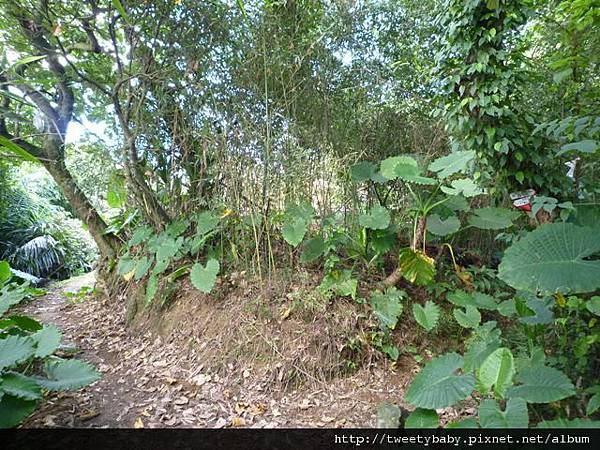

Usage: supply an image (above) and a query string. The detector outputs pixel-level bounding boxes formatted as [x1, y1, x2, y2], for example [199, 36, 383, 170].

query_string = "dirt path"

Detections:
[18, 273, 417, 428]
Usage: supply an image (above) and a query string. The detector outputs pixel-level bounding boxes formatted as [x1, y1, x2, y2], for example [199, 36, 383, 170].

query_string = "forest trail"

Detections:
[16, 273, 413, 428]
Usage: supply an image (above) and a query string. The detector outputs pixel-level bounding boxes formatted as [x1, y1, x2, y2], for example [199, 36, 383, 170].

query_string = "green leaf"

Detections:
[479, 398, 528, 428]
[32, 325, 62, 358]
[0, 336, 35, 370]
[0, 261, 11, 286]
[128, 226, 153, 247]
[300, 236, 326, 263]
[412, 301, 440, 331]
[117, 256, 136, 276]
[463, 331, 502, 373]
[134, 256, 153, 281]
[0, 372, 42, 400]
[399, 248, 436, 286]
[404, 353, 475, 409]
[195, 212, 219, 235]
[586, 296, 600, 316]
[0, 315, 42, 332]
[370, 287, 404, 330]
[0, 395, 37, 428]
[427, 214, 460, 236]
[447, 290, 497, 310]
[506, 365, 575, 403]
[12, 55, 47, 68]
[0, 286, 28, 316]
[518, 294, 554, 325]
[498, 223, 600, 294]
[441, 178, 484, 197]
[405, 408, 439, 428]
[156, 236, 183, 262]
[0, 136, 39, 164]
[111, 0, 130, 22]
[477, 347, 515, 398]
[380, 156, 418, 180]
[453, 305, 481, 328]
[37, 359, 100, 391]
[557, 139, 598, 156]
[468, 207, 519, 230]
[428, 151, 475, 179]
[587, 393, 600, 416]
[359, 206, 391, 230]
[350, 161, 376, 182]
[190, 259, 220, 294]
[282, 217, 308, 247]
[497, 299, 516, 317]
[106, 190, 124, 208]
[145, 275, 158, 305]
[537, 418, 600, 428]
[445, 418, 478, 428]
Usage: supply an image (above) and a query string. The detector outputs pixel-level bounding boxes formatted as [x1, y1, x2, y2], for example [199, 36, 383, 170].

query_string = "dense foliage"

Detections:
[0, 0, 599, 429]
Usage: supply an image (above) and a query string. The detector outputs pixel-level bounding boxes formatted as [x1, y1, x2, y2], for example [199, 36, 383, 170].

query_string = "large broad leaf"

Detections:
[405, 408, 439, 428]
[557, 139, 598, 156]
[441, 178, 484, 197]
[399, 248, 435, 285]
[468, 207, 519, 230]
[506, 365, 575, 403]
[350, 161, 377, 182]
[0, 336, 35, 370]
[195, 212, 219, 236]
[0, 372, 42, 400]
[453, 305, 481, 329]
[412, 301, 440, 331]
[479, 398, 528, 428]
[517, 294, 554, 325]
[0, 285, 28, 316]
[190, 259, 220, 294]
[282, 217, 308, 247]
[476, 347, 515, 398]
[498, 223, 600, 294]
[428, 151, 475, 179]
[380, 156, 418, 180]
[359, 206, 391, 230]
[404, 353, 475, 409]
[36, 359, 100, 391]
[427, 214, 460, 236]
[0, 395, 37, 428]
[463, 329, 502, 373]
[380, 156, 436, 185]
[447, 290, 497, 310]
[300, 236, 326, 263]
[370, 287, 404, 330]
[134, 256, 153, 282]
[32, 325, 62, 358]
[128, 226, 153, 247]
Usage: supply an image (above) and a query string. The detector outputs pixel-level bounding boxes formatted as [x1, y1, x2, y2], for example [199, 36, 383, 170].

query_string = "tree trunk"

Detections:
[43, 156, 120, 259]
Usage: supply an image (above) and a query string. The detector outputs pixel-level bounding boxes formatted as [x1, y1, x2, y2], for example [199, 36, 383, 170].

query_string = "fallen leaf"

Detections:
[231, 416, 246, 427]
[134, 417, 144, 428]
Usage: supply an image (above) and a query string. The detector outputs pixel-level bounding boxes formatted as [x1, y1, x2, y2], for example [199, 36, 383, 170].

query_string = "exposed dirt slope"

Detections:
[18, 272, 418, 428]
